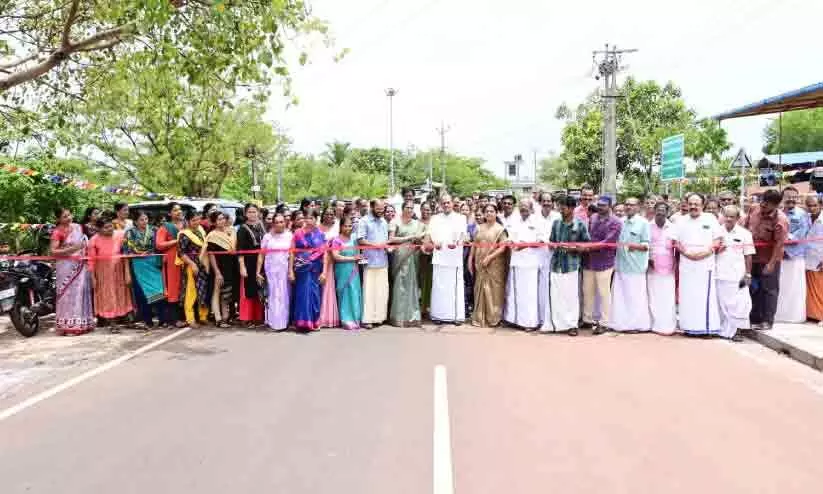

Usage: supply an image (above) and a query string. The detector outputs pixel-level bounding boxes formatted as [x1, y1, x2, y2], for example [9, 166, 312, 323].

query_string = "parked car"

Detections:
[129, 199, 244, 225]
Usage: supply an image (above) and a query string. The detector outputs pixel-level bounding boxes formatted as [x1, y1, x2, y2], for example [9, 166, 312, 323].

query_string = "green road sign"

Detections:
[661, 134, 685, 181]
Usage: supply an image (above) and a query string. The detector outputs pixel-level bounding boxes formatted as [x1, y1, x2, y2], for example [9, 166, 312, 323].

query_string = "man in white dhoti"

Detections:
[609, 197, 652, 332]
[549, 195, 591, 336]
[775, 186, 810, 323]
[715, 205, 755, 341]
[536, 192, 561, 332]
[504, 198, 541, 330]
[427, 194, 468, 325]
[647, 202, 678, 335]
[674, 193, 724, 336]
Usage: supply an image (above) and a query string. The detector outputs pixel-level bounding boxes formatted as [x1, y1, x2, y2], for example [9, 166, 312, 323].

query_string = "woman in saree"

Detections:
[50, 207, 95, 336]
[331, 216, 363, 329]
[289, 211, 328, 331]
[156, 202, 186, 327]
[112, 202, 133, 231]
[178, 210, 209, 327]
[257, 213, 293, 331]
[388, 201, 424, 327]
[88, 213, 134, 332]
[202, 211, 238, 328]
[124, 211, 167, 328]
[417, 202, 434, 317]
[237, 203, 266, 327]
[317, 207, 340, 328]
[469, 204, 509, 328]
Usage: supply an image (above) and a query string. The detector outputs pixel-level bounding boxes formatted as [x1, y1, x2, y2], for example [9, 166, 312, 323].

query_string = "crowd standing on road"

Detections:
[43, 185, 823, 342]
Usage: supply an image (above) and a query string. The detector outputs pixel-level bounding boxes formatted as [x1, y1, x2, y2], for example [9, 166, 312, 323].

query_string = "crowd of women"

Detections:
[44, 184, 821, 337]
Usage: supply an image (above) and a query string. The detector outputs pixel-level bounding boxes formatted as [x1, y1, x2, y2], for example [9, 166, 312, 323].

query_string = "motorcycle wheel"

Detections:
[10, 301, 39, 337]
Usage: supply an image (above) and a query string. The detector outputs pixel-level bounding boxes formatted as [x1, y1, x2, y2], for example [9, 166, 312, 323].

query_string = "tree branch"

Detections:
[0, 24, 132, 92]
[61, 0, 81, 48]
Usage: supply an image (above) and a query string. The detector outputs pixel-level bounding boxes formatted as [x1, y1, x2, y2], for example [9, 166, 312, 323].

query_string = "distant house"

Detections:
[503, 154, 538, 196]
[745, 151, 823, 196]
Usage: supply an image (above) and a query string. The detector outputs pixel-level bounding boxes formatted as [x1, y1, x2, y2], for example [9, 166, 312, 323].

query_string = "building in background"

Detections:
[504, 154, 538, 196]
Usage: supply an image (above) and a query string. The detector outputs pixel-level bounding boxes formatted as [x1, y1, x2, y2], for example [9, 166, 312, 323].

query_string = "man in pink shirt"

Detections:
[647, 201, 677, 334]
[573, 185, 594, 222]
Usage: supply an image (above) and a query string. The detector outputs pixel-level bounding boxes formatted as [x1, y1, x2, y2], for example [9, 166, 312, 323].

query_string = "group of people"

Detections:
[45, 184, 822, 341]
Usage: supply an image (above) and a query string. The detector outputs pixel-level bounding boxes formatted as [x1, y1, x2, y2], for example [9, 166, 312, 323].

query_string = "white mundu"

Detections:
[675, 212, 724, 335]
[504, 215, 540, 328]
[715, 224, 755, 338]
[429, 211, 467, 322]
[537, 211, 561, 332]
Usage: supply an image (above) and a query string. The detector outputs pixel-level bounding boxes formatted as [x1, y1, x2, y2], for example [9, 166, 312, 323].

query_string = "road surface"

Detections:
[2, 325, 823, 493]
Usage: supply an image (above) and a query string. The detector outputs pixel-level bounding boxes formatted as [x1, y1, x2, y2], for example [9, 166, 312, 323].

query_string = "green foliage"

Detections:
[539, 152, 577, 190]
[763, 108, 823, 154]
[556, 78, 731, 193]
[0, 156, 112, 224]
[222, 146, 507, 203]
[68, 62, 284, 197]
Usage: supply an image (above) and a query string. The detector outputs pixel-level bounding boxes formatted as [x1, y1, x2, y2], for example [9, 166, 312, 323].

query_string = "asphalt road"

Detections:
[2, 326, 823, 493]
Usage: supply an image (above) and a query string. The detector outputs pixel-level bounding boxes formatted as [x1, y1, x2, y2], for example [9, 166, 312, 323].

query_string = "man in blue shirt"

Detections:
[357, 199, 389, 328]
[775, 186, 811, 323]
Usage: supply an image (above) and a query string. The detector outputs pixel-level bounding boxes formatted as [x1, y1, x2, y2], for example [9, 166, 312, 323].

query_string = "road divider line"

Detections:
[433, 364, 455, 494]
[0, 328, 191, 422]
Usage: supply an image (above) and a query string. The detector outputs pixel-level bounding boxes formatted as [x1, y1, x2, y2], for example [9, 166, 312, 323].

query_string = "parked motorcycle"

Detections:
[0, 252, 56, 337]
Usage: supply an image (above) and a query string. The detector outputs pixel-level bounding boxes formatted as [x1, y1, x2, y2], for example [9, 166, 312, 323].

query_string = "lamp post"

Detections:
[385, 88, 399, 196]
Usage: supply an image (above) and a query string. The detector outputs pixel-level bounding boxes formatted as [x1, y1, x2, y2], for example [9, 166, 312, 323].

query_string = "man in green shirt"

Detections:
[549, 195, 591, 335]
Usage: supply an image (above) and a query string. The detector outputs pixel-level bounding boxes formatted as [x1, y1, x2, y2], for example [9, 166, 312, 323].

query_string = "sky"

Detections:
[268, 0, 823, 181]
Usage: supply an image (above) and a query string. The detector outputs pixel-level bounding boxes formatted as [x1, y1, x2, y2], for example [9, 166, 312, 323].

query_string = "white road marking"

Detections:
[433, 364, 455, 494]
[0, 328, 191, 422]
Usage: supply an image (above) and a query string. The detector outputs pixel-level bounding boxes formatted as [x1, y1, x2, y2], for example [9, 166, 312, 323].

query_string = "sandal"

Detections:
[568, 328, 579, 336]
[218, 322, 231, 329]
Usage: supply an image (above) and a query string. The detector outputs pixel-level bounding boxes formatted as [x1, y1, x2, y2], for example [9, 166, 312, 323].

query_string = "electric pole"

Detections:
[436, 121, 451, 190]
[385, 88, 399, 196]
[592, 44, 636, 198]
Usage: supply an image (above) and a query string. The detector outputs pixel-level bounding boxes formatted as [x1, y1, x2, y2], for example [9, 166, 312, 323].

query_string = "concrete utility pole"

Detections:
[436, 121, 451, 188]
[592, 44, 636, 198]
[385, 88, 399, 196]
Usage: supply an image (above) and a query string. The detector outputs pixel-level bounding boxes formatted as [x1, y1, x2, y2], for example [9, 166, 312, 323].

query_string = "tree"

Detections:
[69, 60, 283, 197]
[538, 152, 576, 190]
[763, 108, 823, 154]
[556, 78, 730, 194]
[0, 0, 325, 94]
[321, 141, 352, 167]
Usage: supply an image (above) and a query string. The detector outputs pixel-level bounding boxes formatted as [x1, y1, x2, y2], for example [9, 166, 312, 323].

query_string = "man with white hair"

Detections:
[536, 192, 561, 332]
[674, 193, 724, 335]
[504, 197, 540, 330]
[775, 186, 810, 323]
[426, 194, 468, 324]
[610, 197, 652, 332]
[715, 205, 755, 341]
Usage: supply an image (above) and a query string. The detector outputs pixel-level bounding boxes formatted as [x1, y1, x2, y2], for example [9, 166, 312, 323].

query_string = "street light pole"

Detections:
[385, 88, 399, 196]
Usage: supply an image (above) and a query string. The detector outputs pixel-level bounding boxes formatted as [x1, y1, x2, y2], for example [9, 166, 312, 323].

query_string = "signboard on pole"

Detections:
[661, 134, 685, 181]
[729, 148, 752, 168]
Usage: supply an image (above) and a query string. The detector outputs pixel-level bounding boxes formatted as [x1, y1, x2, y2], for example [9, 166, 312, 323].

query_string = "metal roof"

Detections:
[714, 82, 823, 120]
[759, 151, 823, 167]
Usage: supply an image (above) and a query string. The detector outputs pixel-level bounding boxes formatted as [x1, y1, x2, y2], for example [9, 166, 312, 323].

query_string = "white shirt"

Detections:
[429, 211, 467, 267]
[536, 210, 562, 240]
[674, 212, 724, 270]
[509, 214, 541, 268]
[715, 224, 755, 281]
[499, 212, 521, 231]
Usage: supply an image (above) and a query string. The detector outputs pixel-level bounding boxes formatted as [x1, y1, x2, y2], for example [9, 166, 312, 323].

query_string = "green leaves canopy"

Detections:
[555, 78, 730, 193]
[763, 108, 823, 154]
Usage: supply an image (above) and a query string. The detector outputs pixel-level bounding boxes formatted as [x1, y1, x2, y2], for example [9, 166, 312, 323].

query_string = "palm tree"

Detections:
[322, 141, 352, 167]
